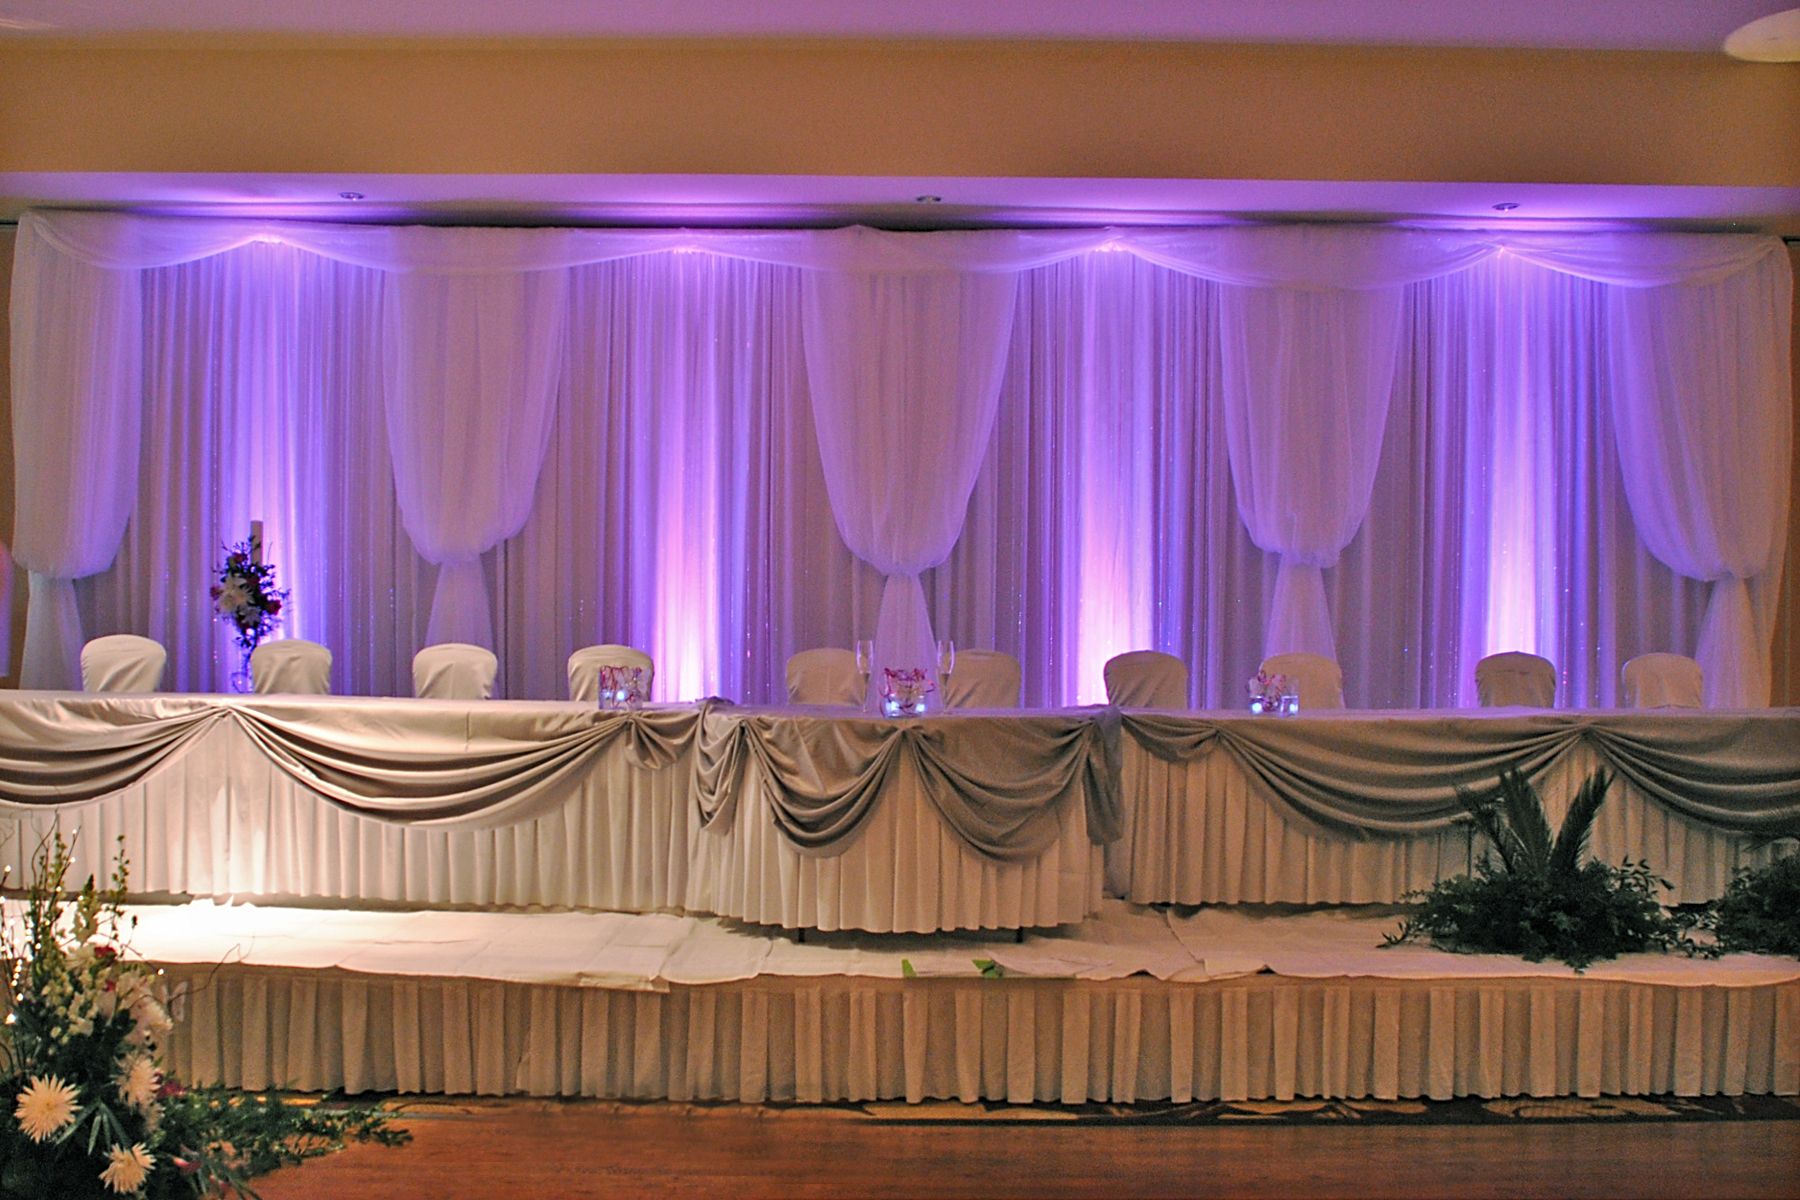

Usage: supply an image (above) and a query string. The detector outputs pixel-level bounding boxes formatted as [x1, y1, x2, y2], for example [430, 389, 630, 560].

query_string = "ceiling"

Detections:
[0, 0, 1788, 51]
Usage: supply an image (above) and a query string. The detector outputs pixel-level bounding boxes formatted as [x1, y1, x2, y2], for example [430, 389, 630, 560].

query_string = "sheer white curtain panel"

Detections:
[10, 228, 145, 688]
[382, 232, 569, 649]
[800, 266, 1018, 704]
[1604, 253, 1793, 707]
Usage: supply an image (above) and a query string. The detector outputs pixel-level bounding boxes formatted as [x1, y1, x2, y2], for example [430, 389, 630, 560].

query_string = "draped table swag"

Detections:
[693, 704, 1123, 860]
[0, 692, 696, 827]
[1119, 709, 1800, 840]
[0, 695, 1792, 920]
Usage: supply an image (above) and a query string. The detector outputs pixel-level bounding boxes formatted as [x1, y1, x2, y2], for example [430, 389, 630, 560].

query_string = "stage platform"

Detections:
[129, 899, 1800, 1106]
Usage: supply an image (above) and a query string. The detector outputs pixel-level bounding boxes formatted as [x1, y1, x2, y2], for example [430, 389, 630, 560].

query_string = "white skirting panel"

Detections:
[0, 723, 692, 913]
[1114, 739, 1781, 907]
[683, 752, 1104, 934]
[162, 967, 1799, 1103]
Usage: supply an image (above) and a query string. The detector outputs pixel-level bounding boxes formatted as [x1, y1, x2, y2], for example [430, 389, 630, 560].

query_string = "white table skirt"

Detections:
[684, 747, 1104, 933]
[1112, 717, 1787, 906]
[0, 718, 692, 912]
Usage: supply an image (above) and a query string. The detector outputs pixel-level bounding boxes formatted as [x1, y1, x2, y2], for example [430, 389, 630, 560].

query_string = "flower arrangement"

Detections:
[1383, 770, 1694, 970]
[0, 835, 406, 1197]
[880, 668, 934, 717]
[1246, 670, 1295, 715]
[595, 665, 649, 710]
[209, 538, 286, 655]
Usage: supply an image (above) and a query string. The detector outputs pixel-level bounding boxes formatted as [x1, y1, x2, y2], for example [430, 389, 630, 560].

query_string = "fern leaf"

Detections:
[1497, 769, 1554, 875]
[1550, 770, 1611, 879]
[1456, 780, 1518, 872]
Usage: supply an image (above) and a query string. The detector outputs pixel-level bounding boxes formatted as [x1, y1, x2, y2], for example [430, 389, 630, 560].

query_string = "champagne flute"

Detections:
[854, 639, 874, 701]
[935, 638, 956, 706]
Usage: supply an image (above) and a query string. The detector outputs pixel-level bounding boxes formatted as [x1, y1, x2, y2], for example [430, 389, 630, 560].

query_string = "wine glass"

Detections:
[854, 639, 874, 699]
[935, 638, 956, 704]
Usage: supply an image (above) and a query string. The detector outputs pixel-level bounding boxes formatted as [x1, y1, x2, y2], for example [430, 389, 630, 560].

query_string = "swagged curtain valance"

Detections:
[11, 213, 1792, 704]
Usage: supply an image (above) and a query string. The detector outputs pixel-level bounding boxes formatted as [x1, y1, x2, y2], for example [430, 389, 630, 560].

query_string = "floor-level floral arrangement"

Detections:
[0, 835, 405, 1198]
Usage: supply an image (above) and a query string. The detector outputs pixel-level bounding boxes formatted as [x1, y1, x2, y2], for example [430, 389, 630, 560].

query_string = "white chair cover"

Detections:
[1103, 650, 1189, 709]
[79, 634, 167, 693]
[1621, 653, 1704, 709]
[567, 644, 655, 703]
[250, 639, 333, 695]
[785, 648, 865, 707]
[1476, 651, 1557, 708]
[943, 650, 1023, 710]
[1259, 652, 1346, 711]
[413, 643, 498, 701]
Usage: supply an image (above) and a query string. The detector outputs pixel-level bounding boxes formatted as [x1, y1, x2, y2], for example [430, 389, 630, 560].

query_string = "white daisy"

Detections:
[99, 1142, 154, 1194]
[115, 1054, 159, 1111]
[14, 1074, 78, 1142]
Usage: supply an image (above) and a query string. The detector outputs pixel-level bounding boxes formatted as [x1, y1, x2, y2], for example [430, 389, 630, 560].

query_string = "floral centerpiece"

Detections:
[1246, 670, 1295, 715]
[880, 668, 934, 717]
[210, 537, 287, 691]
[0, 835, 404, 1197]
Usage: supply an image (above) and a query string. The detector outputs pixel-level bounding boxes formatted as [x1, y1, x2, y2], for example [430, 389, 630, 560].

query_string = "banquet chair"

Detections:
[1258, 652, 1345, 711]
[412, 643, 498, 701]
[250, 639, 333, 695]
[786, 648, 865, 707]
[1621, 653, 1703, 709]
[1475, 651, 1557, 707]
[1103, 650, 1189, 709]
[944, 650, 1023, 709]
[80, 634, 168, 693]
[567, 644, 655, 703]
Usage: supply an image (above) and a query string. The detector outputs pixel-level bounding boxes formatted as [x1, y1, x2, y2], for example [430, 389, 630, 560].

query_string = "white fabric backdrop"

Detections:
[801, 266, 1017, 702]
[383, 236, 569, 648]
[13, 213, 1789, 705]
[1606, 262, 1794, 707]
[1218, 283, 1403, 661]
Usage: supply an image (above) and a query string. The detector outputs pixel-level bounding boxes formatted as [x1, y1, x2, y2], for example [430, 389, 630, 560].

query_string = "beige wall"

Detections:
[0, 39, 1796, 186]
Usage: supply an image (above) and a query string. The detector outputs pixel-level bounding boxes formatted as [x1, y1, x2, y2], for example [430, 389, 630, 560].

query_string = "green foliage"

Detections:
[151, 1090, 410, 1199]
[1385, 770, 1694, 970]
[1692, 853, 1800, 959]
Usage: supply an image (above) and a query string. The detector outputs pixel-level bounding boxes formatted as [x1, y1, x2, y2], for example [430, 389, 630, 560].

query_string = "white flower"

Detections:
[115, 1054, 159, 1111]
[99, 1142, 154, 1194]
[128, 995, 172, 1046]
[215, 581, 251, 614]
[14, 1074, 78, 1142]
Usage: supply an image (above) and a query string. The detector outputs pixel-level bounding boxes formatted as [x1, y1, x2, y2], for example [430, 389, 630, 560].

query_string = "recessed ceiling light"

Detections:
[338, 191, 366, 201]
[1725, 7, 1800, 61]
[1491, 202, 1521, 213]
[914, 194, 943, 204]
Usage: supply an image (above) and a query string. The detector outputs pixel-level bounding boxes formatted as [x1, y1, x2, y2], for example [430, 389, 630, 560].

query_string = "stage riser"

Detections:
[162, 969, 1799, 1104]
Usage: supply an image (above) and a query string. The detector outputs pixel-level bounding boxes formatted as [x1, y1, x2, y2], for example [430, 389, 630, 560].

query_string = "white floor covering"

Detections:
[116, 897, 1800, 992]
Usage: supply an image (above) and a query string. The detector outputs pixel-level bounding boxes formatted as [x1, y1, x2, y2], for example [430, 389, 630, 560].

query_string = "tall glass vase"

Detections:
[230, 642, 256, 694]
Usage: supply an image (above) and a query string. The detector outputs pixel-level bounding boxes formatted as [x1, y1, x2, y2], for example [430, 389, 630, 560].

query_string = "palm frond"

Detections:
[1456, 779, 1520, 873]
[1550, 770, 1611, 879]
[1496, 769, 1554, 875]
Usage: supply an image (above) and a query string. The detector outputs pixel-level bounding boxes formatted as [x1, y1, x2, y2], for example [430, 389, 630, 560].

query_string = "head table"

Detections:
[0, 693, 1791, 932]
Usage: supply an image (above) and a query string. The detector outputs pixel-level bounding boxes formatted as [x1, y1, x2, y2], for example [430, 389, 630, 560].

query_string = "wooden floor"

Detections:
[253, 1100, 1800, 1199]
